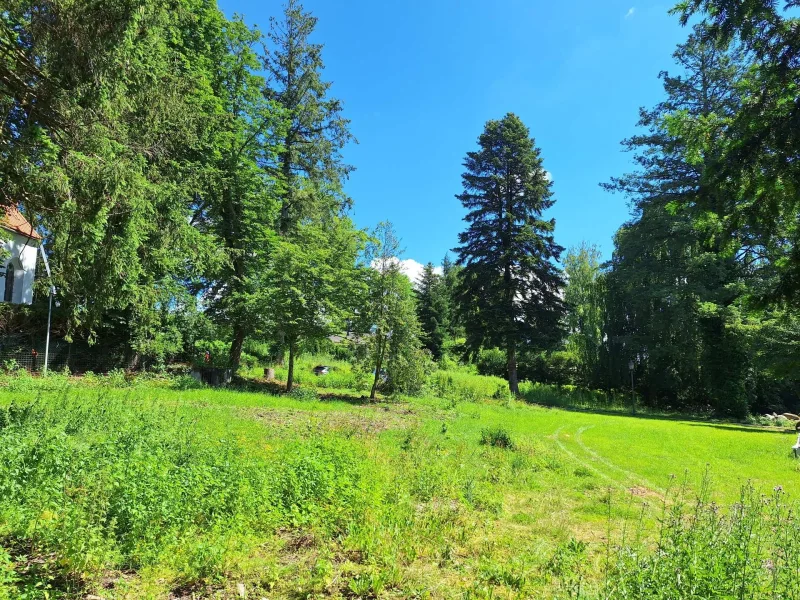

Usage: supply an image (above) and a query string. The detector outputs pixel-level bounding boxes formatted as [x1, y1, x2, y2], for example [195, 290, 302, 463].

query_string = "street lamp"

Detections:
[39, 245, 54, 376]
[628, 359, 635, 414]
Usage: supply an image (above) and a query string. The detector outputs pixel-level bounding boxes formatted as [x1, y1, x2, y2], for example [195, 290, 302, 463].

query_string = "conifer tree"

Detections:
[266, 0, 354, 235]
[415, 263, 448, 360]
[454, 113, 565, 395]
[603, 26, 751, 415]
[201, 17, 284, 368]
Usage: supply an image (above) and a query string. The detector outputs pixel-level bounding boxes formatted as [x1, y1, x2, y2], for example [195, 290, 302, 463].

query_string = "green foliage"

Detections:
[357, 222, 427, 398]
[261, 217, 365, 391]
[200, 15, 285, 369]
[563, 243, 605, 388]
[672, 1, 800, 307]
[1, 0, 230, 346]
[415, 262, 449, 360]
[0, 373, 800, 595]
[288, 386, 319, 401]
[267, 0, 354, 236]
[192, 340, 257, 370]
[605, 480, 800, 599]
[0, 390, 368, 593]
[476, 347, 507, 378]
[479, 426, 515, 449]
[602, 26, 763, 416]
[428, 367, 509, 404]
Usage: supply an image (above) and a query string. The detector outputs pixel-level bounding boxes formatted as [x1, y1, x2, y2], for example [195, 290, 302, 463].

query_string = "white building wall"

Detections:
[0, 232, 38, 305]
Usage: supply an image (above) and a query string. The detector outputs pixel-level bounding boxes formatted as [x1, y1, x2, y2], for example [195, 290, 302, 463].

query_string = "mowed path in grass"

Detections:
[454, 402, 800, 502]
[92, 384, 800, 504]
[3, 382, 796, 504]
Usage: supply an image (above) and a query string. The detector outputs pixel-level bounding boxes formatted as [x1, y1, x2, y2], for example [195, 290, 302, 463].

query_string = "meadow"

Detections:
[0, 366, 799, 599]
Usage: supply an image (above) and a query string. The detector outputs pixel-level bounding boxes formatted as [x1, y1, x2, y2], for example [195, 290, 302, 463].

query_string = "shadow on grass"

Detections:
[525, 401, 799, 435]
[685, 422, 798, 435]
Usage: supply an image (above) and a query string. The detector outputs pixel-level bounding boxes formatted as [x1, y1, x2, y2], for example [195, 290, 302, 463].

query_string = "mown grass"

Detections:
[0, 368, 798, 598]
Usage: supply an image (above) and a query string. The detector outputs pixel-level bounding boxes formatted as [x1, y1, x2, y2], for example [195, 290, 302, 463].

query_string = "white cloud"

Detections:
[399, 259, 442, 284]
[624, 7, 636, 19]
[371, 257, 442, 284]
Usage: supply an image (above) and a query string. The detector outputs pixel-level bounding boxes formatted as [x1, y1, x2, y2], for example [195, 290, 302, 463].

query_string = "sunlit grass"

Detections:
[0, 368, 798, 598]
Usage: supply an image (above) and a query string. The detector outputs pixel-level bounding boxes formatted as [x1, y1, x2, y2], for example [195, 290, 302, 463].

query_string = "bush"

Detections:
[518, 350, 579, 386]
[289, 386, 319, 401]
[386, 347, 433, 396]
[479, 426, 515, 449]
[429, 369, 509, 403]
[476, 348, 507, 378]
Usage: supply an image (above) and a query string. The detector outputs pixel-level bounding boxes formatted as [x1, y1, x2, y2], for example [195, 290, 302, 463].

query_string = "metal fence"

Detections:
[0, 337, 125, 374]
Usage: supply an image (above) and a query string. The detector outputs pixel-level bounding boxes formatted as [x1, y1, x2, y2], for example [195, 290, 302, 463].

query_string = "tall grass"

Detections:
[0, 392, 367, 596]
[428, 369, 512, 403]
[602, 475, 800, 599]
[519, 381, 631, 411]
[271, 354, 372, 392]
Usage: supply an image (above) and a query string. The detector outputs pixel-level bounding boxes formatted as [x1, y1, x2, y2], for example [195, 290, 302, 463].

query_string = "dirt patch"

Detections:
[244, 406, 418, 436]
[628, 485, 659, 499]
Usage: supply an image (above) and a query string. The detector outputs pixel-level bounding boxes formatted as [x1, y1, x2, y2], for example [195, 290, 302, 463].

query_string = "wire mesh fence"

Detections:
[0, 337, 126, 374]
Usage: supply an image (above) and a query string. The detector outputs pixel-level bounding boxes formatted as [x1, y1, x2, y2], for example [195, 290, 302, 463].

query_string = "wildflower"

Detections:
[774, 485, 783, 493]
[763, 559, 775, 571]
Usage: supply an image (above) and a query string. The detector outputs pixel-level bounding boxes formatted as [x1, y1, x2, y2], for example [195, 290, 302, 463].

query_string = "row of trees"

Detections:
[1, 0, 431, 394]
[412, 4, 800, 417]
[4, 0, 800, 416]
[583, 4, 800, 418]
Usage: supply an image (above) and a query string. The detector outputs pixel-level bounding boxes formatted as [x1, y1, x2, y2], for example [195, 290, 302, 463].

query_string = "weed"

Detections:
[288, 386, 319, 401]
[480, 426, 515, 449]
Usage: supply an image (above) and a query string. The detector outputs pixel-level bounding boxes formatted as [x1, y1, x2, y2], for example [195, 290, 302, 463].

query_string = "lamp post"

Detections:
[628, 359, 635, 414]
[39, 245, 54, 376]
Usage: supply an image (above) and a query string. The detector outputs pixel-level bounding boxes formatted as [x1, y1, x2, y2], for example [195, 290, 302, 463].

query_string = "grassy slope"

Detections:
[0, 375, 798, 598]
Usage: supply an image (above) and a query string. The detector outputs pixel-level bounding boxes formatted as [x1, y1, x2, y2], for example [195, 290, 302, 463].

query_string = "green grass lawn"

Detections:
[0, 372, 798, 599]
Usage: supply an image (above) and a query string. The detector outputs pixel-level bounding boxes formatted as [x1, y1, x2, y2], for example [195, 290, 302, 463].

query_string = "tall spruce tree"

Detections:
[673, 1, 800, 306]
[266, 0, 354, 235]
[454, 113, 565, 395]
[415, 263, 448, 360]
[200, 17, 284, 368]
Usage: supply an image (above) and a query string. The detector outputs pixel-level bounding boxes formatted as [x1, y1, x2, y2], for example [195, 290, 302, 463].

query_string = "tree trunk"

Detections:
[370, 334, 385, 400]
[286, 341, 296, 392]
[507, 345, 519, 396]
[229, 324, 245, 370]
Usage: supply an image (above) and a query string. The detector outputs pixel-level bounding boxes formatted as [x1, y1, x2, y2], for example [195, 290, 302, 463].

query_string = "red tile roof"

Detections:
[1, 205, 41, 240]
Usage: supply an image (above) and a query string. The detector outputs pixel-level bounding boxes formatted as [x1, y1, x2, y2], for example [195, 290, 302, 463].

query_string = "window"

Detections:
[4, 263, 14, 302]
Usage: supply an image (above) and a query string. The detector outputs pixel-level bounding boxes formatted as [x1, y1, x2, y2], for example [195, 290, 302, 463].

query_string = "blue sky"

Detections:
[219, 0, 690, 273]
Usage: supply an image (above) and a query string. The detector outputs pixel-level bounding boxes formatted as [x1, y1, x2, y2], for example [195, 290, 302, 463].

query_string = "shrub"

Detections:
[476, 348, 507, 378]
[386, 347, 434, 396]
[479, 426, 515, 449]
[429, 369, 509, 403]
[289, 386, 319, 401]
